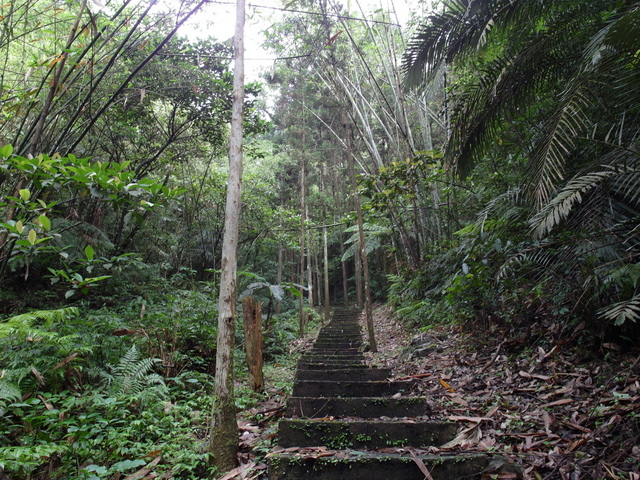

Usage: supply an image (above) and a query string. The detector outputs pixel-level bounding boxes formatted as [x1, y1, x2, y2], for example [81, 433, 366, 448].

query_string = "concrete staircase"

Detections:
[267, 308, 501, 480]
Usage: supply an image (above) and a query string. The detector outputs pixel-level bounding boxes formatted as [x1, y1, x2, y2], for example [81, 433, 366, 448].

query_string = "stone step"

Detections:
[300, 352, 364, 362]
[286, 396, 428, 418]
[296, 368, 391, 381]
[308, 347, 361, 354]
[298, 358, 365, 366]
[304, 349, 363, 356]
[296, 362, 366, 371]
[315, 332, 362, 339]
[296, 362, 367, 371]
[311, 338, 362, 350]
[277, 419, 457, 449]
[268, 451, 492, 480]
[292, 379, 411, 398]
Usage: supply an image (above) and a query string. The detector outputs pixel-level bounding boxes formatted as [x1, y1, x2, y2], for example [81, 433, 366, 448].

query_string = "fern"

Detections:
[0, 372, 21, 408]
[341, 223, 390, 262]
[49, 218, 114, 262]
[0, 307, 79, 338]
[101, 345, 167, 400]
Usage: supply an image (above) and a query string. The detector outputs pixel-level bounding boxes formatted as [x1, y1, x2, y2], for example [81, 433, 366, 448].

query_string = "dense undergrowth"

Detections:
[0, 276, 314, 480]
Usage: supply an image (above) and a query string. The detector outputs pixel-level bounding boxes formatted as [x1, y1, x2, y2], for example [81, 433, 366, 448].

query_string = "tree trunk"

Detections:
[354, 242, 363, 309]
[339, 230, 350, 306]
[208, 0, 245, 472]
[323, 225, 330, 323]
[276, 242, 283, 316]
[298, 151, 307, 337]
[343, 112, 377, 352]
[243, 296, 264, 393]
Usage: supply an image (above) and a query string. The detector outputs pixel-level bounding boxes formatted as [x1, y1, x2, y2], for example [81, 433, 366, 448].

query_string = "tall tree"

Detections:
[208, 0, 245, 471]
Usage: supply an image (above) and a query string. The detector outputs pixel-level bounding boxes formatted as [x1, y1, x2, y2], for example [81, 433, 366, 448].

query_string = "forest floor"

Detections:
[233, 306, 640, 480]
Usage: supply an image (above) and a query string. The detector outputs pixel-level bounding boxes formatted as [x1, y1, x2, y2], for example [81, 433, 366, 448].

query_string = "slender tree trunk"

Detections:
[208, 0, 245, 472]
[306, 204, 313, 309]
[354, 245, 363, 309]
[28, 0, 87, 156]
[298, 155, 307, 337]
[323, 224, 330, 323]
[243, 296, 264, 393]
[339, 230, 350, 306]
[343, 113, 377, 352]
[276, 198, 284, 316]
[276, 243, 283, 316]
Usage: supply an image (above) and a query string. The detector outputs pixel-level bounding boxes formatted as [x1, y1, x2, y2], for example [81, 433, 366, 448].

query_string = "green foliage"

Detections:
[97, 345, 167, 403]
[401, 0, 640, 337]
[0, 147, 183, 289]
[341, 223, 391, 262]
[0, 388, 215, 479]
[0, 307, 85, 396]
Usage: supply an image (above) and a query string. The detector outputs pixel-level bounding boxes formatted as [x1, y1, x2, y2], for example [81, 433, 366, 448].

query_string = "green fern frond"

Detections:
[474, 188, 524, 235]
[0, 308, 79, 339]
[49, 218, 114, 261]
[104, 345, 166, 397]
[601, 263, 640, 289]
[343, 223, 391, 235]
[0, 375, 21, 406]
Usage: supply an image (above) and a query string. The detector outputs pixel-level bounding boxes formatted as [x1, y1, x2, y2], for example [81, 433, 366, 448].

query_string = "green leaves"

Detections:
[0, 144, 13, 157]
[18, 189, 30, 202]
[84, 245, 95, 262]
[0, 145, 184, 285]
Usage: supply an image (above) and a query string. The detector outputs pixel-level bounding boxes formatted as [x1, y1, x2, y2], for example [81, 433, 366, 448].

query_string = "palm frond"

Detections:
[598, 293, 640, 326]
[529, 168, 618, 239]
[403, 0, 550, 89]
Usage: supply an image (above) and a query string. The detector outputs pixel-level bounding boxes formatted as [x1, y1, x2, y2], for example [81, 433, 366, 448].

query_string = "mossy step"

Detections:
[312, 339, 362, 346]
[286, 396, 428, 418]
[277, 419, 457, 449]
[268, 451, 491, 480]
[309, 347, 361, 354]
[300, 353, 365, 362]
[315, 332, 362, 339]
[313, 339, 362, 346]
[296, 368, 391, 381]
[296, 361, 367, 370]
[292, 379, 411, 398]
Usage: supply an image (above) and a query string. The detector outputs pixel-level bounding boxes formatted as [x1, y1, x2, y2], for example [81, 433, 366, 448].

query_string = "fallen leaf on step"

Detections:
[448, 395, 468, 406]
[440, 423, 481, 449]
[409, 449, 434, 480]
[446, 415, 493, 423]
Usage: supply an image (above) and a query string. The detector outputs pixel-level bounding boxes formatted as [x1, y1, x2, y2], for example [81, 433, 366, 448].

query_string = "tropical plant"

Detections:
[403, 0, 640, 328]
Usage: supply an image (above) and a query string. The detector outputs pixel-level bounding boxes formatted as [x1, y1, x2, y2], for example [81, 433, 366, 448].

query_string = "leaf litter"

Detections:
[360, 306, 640, 480]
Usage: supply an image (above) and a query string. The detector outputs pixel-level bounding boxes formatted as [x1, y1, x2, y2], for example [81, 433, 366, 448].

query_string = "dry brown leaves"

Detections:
[363, 308, 640, 480]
